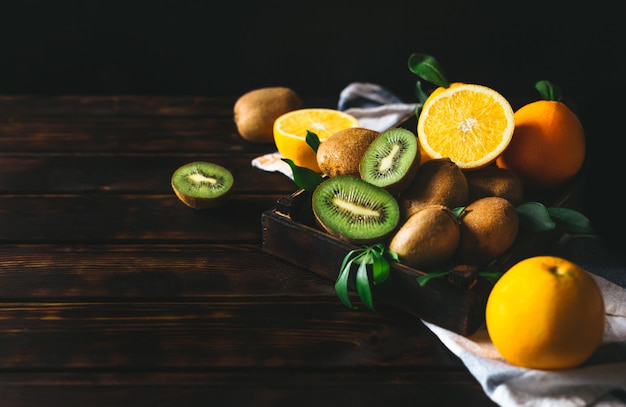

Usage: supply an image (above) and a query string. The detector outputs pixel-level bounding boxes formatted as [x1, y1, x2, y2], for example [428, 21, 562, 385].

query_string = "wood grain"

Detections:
[0, 95, 498, 406]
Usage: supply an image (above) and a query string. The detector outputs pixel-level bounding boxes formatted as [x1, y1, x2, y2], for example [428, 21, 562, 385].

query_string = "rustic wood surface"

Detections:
[0, 95, 498, 406]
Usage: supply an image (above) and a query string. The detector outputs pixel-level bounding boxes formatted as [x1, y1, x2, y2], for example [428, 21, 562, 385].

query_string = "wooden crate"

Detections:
[262, 173, 584, 336]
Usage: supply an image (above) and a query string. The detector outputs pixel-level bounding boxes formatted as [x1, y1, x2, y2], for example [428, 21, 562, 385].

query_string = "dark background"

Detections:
[1, 1, 623, 102]
[1, 0, 624, 257]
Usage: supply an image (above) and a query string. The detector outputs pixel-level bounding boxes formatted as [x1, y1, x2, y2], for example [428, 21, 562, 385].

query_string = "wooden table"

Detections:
[0, 95, 498, 406]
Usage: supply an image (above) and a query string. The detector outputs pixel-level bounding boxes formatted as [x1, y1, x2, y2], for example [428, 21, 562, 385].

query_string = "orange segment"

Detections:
[417, 83, 515, 170]
[274, 108, 360, 172]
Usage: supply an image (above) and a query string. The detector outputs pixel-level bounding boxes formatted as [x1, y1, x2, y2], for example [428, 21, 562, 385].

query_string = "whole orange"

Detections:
[496, 100, 585, 189]
[485, 256, 605, 370]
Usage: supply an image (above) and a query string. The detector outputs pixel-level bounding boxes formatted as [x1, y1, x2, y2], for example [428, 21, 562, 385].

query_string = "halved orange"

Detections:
[417, 83, 515, 170]
[274, 108, 360, 172]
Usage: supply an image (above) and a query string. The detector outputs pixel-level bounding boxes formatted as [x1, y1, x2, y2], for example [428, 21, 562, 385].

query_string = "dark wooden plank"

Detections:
[0, 95, 334, 118]
[0, 371, 495, 407]
[0, 119, 276, 154]
[0, 95, 237, 118]
[0, 195, 280, 243]
[0, 302, 458, 369]
[0, 155, 295, 193]
[0, 244, 336, 299]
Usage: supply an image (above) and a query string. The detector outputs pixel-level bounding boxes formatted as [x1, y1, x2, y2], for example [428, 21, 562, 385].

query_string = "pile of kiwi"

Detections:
[311, 126, 524, 271]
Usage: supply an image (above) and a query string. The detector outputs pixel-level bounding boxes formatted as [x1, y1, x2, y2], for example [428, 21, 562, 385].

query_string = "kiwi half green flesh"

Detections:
[171, 161, 235, 209]
[359, 128, 420, 195]
[312, 175, 400, 244]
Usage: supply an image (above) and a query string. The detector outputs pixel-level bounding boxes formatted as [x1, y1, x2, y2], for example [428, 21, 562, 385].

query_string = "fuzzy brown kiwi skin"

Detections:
[465, 165, 524, 206]
[316, 128, 380, 177]
[173, 187, 233, 209]
[456, 196, 519, 266]
[388, 204, 460, 270]
[233, 87, 303, 143]
[398, 157, 469, 220]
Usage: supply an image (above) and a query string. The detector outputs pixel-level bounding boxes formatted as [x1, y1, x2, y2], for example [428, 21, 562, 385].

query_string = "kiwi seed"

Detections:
[359, 127, 420, 195]
[171, 161, 235, 209]
[312, 175, 400, 245]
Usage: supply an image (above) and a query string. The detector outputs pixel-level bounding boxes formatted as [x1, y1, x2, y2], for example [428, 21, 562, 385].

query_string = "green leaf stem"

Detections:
[416, 270, 449, 286]
[281, 158, 323, 192]
[407, 53, 450, 88]
[535, 80, 562, 102]
[516, 201, 592, 234]
[516, 201, 556, 232]
[334, 244, 393, 311]
[305, 130, 321, 153]
[547, 207, 593, 234]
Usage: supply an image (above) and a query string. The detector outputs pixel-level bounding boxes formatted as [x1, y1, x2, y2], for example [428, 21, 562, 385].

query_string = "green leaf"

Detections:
[416, 270, 449, 286]
[334, 257, 356, 309]
[407, 53, 450, 88]
[547, 207, 594, 234]
[535, 80, 562, 102]
[305, 130, 321, 153]
[281, 158, 324, 192]
[371, 252, 390, 284]
[516, 201, 556, 232]
[478, 271, 503, 284]
[334, 244, 395, 310]
[356, 261, 374, 311]
[451, 206, 465, 218]
[386, 249, 399, 263]
[414, 80, 429, 104]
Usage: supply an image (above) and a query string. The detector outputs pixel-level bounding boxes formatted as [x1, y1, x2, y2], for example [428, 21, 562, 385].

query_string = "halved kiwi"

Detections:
[171, 161, 235, 209]
[312, 175, 400, 244]
[359, 128, 420, 195]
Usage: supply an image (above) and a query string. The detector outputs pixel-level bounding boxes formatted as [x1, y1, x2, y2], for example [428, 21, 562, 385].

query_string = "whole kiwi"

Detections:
[233, 87, 303, 143]
[311, 175, 400, 245]
[398, 157, 469, 219]
[388, 204, 460, 270]
[316, 127, 380, 177]
[359, 127, 421, 196]
[465, 165, 524, 206]
[456, 196, 519, 266]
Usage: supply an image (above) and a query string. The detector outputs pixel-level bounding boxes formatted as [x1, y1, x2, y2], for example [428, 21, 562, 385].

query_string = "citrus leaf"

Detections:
[516, 201, 556, 232]
[305, 130, 321, 153]
[547, 207, 594, 234]
[535, 80, 562, 102]
[281, 158, 323, 192]
[414, 80, 429, 104]
[335, 257, 356, 309]
[356, 261, 374, 311]
[451, 206, 465, 218]
[340, 248, 362, 271]
[407, 53, 450, 88]
[371, 252, 390, 284]
[478, 271, 504, 284]
[416, 270, 449, 286]
[386, 249, 399, 263]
